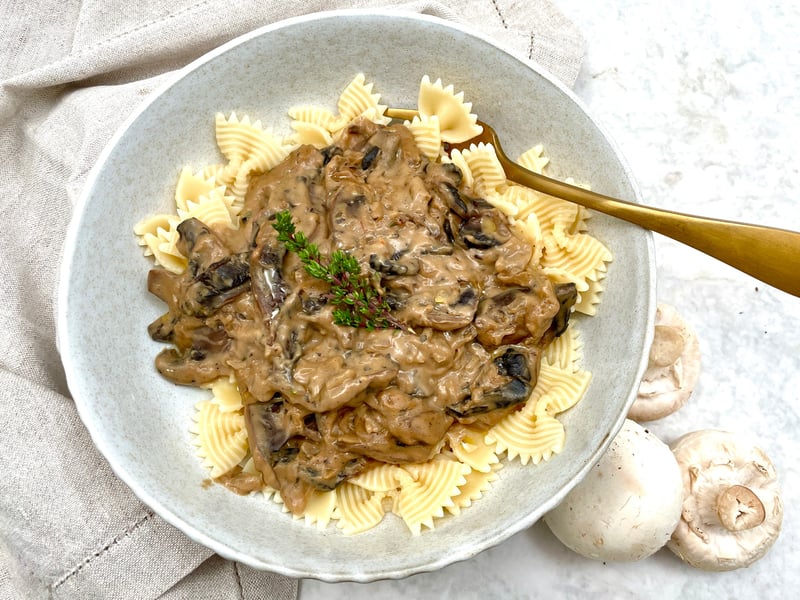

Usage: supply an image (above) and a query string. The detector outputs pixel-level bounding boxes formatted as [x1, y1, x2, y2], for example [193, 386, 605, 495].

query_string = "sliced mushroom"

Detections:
[629, 302, 701, 422]
[181, 253, 251, 316]
[459, 214, 509, 249]
[446, 345, 537, 421]
[667, 429, 783, 571]
[176, 217, 229, 276]
[369, 253, 420, 277]
[249, 242, 287, 321]
[547, 282, 578, 340]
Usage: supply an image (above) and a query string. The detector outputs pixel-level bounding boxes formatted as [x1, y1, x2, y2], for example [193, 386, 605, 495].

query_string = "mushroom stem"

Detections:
[716, 485, 766, 532]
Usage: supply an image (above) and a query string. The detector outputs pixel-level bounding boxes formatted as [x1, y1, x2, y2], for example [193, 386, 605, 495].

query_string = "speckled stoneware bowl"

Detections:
[57, 9, 655, 582]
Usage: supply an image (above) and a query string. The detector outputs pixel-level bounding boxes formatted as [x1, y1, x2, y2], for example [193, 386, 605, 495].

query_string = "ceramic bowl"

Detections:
[57, 9, 655, 582]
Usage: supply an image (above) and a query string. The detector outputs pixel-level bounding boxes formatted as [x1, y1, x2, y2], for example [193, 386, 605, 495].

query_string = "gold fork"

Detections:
[385, 108, 800, 298]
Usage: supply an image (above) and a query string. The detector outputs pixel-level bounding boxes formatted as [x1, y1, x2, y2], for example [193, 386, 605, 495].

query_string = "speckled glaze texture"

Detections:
[57, 10, 654, 582]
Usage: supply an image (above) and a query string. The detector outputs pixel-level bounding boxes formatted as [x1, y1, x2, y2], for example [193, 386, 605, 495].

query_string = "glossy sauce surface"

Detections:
[147, 119, 573, 513]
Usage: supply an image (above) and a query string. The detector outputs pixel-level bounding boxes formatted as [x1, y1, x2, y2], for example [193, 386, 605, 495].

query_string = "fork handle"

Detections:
[503, 161, 800, 298]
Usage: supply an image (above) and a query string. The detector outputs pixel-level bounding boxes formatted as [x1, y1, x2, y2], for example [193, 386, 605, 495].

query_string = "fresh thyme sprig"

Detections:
[272, 210, 403, 330]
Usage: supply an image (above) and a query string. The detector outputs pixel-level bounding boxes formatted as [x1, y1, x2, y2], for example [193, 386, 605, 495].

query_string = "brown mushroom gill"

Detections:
[147, 118, 576, 514]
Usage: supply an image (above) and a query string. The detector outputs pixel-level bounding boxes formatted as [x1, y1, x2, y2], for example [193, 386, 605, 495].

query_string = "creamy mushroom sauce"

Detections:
[146, 118, 576, 513]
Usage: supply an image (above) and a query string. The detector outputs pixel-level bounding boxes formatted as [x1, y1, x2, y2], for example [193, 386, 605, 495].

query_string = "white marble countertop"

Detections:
[301, 1, 800, 598]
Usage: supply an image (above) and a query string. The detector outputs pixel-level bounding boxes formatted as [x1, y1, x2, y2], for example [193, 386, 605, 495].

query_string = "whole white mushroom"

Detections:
[667, 429, 783, 571]
[629, 302, 701, 422]
[544, 419, 683, 562]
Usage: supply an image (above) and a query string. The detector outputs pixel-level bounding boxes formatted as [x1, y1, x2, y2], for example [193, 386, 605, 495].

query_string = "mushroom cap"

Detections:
[629, 302, 701, 422]
[544, 419, 683, 562]
[667, 429, 783, 571]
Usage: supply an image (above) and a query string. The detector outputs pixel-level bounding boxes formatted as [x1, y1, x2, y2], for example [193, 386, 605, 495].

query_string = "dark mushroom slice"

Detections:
[369, 253, 421, 277]
[176, 218, 230, 277]
[474, 277, 563, 347]
[153, 346, 228, 386]
[438, 181, 470, 217]
[446, 344, 539, 422]
[390, 282, 480, 332]
[245, 399, 367, 513]
[548, 282, 578, 339]
[363, 123, 423, 173]
[146, 270, 196, 344]
[425, 161, 469, 215]
[458, 213, 512, 250]
[146, 268, 183, 307]
[244, 398, 306, 490]
[249, 241, 287, 321]
[334, 117, 380, 152]
[320, 145, 343, 165]
[171, 218, 253, 317]
[180, 253, 251, 316]
[366, 388, 454, 455]
[360, 145, 380, 170]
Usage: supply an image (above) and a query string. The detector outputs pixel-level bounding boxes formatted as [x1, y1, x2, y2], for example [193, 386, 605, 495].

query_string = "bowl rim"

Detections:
[57, 7, 656, 581]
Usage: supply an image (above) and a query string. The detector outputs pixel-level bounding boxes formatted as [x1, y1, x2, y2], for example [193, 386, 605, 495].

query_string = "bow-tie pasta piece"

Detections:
[336, 73, 389, 127]
[177, 188, 239, 230]
[530, 360, 593, 417]
[447, 425, 500, 473]
[333, 483, 388, 535]
[517, 144, 550, 174]
[214, 112, 292, 200]
[396, 458, 470, 535]
[209, 376, 243, 412]
[403, 114, 442, 160]
[174, 166, 219, 212]
[542, 325, 584, 372]
[286, 121, 333, 148]
[541, 231, 612, 316]
[297, 489, 337, 529]
[417, 75, 482, 143]
[447, 464, 502, 516]
[134, 214, 186, 274]
[215, 112, 288, 166]
[458, 142, 507, 197]
[486, 412, 566, 466]
[347, 463, 413, 493]
[190, 400, 248, 478]
[288, 105, 339, 132]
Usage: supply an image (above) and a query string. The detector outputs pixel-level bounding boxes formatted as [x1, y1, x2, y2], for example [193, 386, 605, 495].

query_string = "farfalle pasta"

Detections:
[403, 114, 442, 160]
[190, 400, 249, 478]
[336, 73, 389, 125]
[136, 73, 612, 536]
[395, 458, 470, 536]
[487, 411, 566, 465]
[333, 483, 387, 535]
[417, 75, 482, 143]
[446, 465, 501, 516]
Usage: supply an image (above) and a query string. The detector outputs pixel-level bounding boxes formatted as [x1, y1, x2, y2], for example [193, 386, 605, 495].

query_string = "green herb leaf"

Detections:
[272, 210, 403, 330]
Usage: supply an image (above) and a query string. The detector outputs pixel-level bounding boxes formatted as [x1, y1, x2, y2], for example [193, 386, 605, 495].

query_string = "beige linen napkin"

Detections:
[0, 1, 584, 598]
